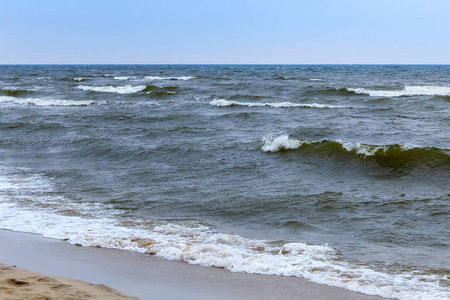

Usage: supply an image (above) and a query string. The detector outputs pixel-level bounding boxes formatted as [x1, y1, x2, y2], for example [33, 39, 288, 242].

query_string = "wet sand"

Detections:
[0, 229, 387, 300]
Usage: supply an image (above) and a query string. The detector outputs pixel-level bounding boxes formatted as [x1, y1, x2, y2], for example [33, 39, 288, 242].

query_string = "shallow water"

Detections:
[0, 65, 449, 299]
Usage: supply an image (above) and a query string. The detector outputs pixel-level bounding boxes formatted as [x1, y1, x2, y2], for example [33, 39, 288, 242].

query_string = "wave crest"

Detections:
[262, 135, 450, 168]
[348, 86, 450, 97]
[0, 96, 95, 106]
[0, 88, 31, 96]
[113, 76, 135, 80]
[0, 170, 447, 299]
[145, 76, 194, 81]
[78, 85, 146, 94]
[210, 99, 345, 109]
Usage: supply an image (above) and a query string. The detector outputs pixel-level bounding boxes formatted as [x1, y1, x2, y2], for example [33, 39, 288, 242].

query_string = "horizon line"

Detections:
[1, 63, 449, 66]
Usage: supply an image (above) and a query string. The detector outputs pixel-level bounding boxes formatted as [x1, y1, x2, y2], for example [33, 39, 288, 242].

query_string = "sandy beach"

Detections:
[0, 229, 388, 300]
[0, 263, 138, 300]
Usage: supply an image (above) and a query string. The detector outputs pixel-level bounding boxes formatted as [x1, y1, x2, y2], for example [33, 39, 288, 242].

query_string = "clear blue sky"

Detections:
[1, 0, 449, 64]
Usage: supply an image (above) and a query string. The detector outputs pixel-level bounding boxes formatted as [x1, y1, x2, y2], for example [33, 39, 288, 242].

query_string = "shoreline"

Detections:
[0, 229, 388, 300]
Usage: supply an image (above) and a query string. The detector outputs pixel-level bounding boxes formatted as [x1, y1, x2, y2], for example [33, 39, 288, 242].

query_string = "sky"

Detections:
[1, 0, 449, 64]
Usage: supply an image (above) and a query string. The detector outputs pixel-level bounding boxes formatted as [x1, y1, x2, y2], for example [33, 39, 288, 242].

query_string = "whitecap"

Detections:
[348, 86, 450, 97]
[145, 76, 194, 81]
[209, 99, 345, 109]
[114, 76, 134, 80]
[0, 169, 447, 300]
[78, 85, 146, 94]
[261, 135, 309, 152]
[0, 96, 95, 106]
[338, 141, 412, 156]
[261, 135, 416, 156]
[73, 77, 85, 81]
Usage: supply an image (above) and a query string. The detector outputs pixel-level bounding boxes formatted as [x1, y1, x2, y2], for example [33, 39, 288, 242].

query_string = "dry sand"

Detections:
[0, 263, 138, 300]
[0, 229, 388, 300]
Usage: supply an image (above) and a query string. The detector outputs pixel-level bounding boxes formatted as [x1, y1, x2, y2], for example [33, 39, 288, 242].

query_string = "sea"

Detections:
[0, 65, 448, 299]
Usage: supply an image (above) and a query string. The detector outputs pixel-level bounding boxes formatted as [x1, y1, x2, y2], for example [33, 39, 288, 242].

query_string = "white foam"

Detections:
[261, 135, 309, 152]
[340, 141, 384, 156]
[0, 96, 95, 106]
[145, 76, 194, 81]
[1, 87, 21, 91]
[310, 78, 322, 81]
[73, 77, 85, 81]
[348, 86, 450, 97]
[261, 135, 414, 156]
[0, 170, 447, 300]
[114, 76, 134, 80]
[78, 85, 146, 94]
[209, 99, 344, 109]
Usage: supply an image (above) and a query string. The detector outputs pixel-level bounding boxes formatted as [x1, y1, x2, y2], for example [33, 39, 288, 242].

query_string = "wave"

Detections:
[348, 86, 450, 97]
[274, 76, 294, 80]
[146, 91, 177, 97]
[0, 96, 95, 106]
[114, 76, 136, 80]
[0, 88, 31, 96]
[143, 85, 179, 97]
[228, 94, 268, 100]
[302, 87, 356, 96]
[0, 170, 447, 300]
[210, 99, 345, 109]
[144, 85, 179, 92]
[145, 76, 195, 81]
[78, 85, 146, 94]
[73, 77, 85, 82]
[262, 135, 450, 168]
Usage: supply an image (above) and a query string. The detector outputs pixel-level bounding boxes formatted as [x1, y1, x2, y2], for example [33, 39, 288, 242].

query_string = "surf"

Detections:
[262, 135, 450, 169]
[347, 86, 450, 97]
[0, 169, 447, 300]
[77, 85, 147, 94]
[210, 99, 345, 109]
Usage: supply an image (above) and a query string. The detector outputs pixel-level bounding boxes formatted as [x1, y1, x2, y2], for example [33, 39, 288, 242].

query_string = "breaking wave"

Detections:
[274, 76, 294, 80]
[145, 76, 195, 81]
[114, 76, 136, 80]
[78, 85, 146, 94]
[143, 85, 179, 97]
[348, 86, 450, 97]
[210, 99, 345, 109]
[262, 135, 450, 169]
[0, 169, 447, 300]
[302, 87, 355, 96]
[0, 96, 95, 106]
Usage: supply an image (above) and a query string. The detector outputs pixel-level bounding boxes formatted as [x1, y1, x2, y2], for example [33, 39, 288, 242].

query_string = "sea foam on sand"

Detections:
[0, 230, 386, 300]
